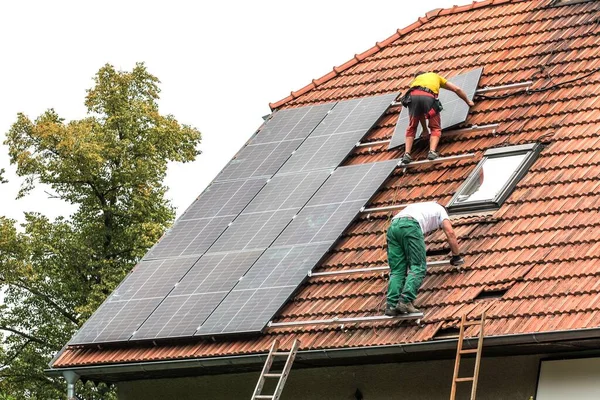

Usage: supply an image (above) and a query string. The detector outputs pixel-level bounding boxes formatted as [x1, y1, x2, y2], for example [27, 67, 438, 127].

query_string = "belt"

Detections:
[413, 86, 436, 95]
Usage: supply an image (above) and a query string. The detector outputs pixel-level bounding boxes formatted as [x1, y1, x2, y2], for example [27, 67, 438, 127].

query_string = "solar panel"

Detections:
[196, 159, 399, 336]
[278, 93, 398, 174]
[69, 256, 200, 344]
[214, 139, 304, 183]
[132, 250, 264, 339]
[388, 68, 483, 149]
[132, 169, 332, 339]
[214, 102, 335, 182]
[179, 177, 268, 221]
[69, 95, 399, 345]
[250, 103, 335, 144]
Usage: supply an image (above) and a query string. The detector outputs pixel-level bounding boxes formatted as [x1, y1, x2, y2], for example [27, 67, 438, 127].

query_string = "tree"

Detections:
[0, 63, 201, 399]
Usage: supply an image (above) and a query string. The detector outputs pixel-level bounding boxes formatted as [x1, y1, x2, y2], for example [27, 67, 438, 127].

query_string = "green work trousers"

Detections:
[386, 218, 427, 307]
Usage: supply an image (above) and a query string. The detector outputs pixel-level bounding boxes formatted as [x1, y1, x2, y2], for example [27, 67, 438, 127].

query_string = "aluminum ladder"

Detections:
[450, 312, 485, 400]
[252, 339, 300, 400]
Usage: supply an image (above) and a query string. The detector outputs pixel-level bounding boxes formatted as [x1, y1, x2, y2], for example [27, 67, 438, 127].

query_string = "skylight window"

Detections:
[448, 143, 542, 213]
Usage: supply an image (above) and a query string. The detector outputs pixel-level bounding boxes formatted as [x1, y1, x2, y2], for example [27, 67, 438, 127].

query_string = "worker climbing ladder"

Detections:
[450, 312, 486, 400]
[252, 339, 300, 400]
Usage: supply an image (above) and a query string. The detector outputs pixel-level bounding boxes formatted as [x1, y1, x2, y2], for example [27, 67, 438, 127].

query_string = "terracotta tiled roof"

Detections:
[53, 0, 600, 368]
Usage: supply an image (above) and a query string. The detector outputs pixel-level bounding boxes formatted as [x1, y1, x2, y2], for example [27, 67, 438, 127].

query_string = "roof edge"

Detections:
[48, 326, 600, 380]
[268, 0, 527, 111]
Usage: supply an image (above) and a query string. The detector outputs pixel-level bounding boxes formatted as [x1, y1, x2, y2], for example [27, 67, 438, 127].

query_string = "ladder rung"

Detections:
[462, 321, 482, 327]
[264, 373, 283, 378]
[460, 349, 478, 355]
[254, 396, 274, 399]
[455, 377, 475, 383]
[273, 352, 290, 356]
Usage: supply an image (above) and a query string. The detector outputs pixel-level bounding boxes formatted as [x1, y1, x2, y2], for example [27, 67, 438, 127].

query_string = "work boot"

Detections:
[427, 150, 439, 160]
[405, 302, 421, 314]
[401, 153, 412, 164]
[384, 306, 398, 317]
[395, 301, 409, 314]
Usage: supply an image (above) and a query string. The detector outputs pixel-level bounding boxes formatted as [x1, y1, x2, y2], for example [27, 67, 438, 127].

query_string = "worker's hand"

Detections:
[467, 100, 475, 107]
[450, 254, 464, 266]
[421, 129, 430, 141]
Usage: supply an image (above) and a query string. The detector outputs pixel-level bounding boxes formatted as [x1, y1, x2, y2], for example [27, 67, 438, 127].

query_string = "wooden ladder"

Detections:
[251, 339, 300, 400]
[450, 312, 485, 400]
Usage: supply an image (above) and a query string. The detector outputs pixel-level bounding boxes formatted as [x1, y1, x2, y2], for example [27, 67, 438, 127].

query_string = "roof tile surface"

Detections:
[54, 0, 600, 368]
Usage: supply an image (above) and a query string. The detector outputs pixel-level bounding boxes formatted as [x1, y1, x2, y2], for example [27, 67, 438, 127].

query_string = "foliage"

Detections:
[0, 63, 201, 399]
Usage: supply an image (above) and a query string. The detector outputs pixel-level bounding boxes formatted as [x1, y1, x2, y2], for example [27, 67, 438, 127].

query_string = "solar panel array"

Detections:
[70, 93, 398, 345]
[388, 68, 483, 149]
[197, 159, 399, 336]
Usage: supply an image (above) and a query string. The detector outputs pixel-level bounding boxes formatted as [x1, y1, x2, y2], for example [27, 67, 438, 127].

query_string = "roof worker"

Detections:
[400, 71, 475, 164]
[385, 201, 464, 316]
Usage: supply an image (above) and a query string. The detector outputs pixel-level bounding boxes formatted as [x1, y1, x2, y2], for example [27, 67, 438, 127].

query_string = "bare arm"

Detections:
[444, 82, 475, 107]
[441, 219, 461, 255]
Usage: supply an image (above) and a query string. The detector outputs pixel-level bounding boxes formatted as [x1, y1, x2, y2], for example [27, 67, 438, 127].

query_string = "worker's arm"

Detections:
[441, 219, 460, 256]
[443, 82, 475, 107]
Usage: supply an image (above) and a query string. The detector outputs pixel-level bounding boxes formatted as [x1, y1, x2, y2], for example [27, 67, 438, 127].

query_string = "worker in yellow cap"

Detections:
[400, 72, 474, 164]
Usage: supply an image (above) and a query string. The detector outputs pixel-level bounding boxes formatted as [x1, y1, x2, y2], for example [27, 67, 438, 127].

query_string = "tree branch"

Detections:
[0, 327, 52, 347]
[14, 280, 79, 325]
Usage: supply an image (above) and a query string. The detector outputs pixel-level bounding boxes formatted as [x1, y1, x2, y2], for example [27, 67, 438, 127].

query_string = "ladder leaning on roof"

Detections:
[251, 339, 300, 400]
[450, 312, 486, 400]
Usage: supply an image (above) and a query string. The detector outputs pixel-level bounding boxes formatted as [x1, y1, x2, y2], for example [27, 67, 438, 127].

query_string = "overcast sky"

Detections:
[0, 0, 468, 223]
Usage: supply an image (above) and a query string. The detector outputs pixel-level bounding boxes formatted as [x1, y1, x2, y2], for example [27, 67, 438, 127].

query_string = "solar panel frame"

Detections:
[388, 68, 483, 149]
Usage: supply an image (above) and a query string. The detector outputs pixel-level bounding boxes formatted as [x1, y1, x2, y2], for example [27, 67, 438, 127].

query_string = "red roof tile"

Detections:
[53, 0, 600, 369]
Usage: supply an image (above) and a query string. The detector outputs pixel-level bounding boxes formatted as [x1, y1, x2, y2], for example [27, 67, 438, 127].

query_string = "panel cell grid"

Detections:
[215, 138, 303, 183]
[251, 102, 335, 144]
[144, 215, 233, 260]
[278, 93, 398, 174]
[196, 286, 295, 335]
[180, 178, 267, 221]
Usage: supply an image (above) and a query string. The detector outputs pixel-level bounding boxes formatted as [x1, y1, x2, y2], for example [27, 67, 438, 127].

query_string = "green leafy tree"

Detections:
[0, 63, 201, 399]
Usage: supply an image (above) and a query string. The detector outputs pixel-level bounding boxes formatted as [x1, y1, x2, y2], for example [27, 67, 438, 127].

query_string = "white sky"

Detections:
[0, 0, 469, 223]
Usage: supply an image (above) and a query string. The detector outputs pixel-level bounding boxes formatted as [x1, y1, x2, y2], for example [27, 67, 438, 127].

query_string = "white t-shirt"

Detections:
[393, 202, 449, 235]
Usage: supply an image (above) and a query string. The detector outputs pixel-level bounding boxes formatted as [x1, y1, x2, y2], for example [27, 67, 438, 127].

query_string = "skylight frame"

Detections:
[447, 143, 542, 214]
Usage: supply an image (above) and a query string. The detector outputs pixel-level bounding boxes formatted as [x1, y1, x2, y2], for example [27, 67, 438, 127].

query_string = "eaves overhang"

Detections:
[47, 327, 600, 383]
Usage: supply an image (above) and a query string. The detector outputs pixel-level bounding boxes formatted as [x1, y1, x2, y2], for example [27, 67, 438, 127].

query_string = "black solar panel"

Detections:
[69, 95, 399, 345]
[278, 93, 398, 174]
[251, 103, 335, 144]
[132, 250, 264, 339]
[196, 160, 399, 336]
[69, 256, 200, 344]
[179, 178, 268, 221]
[388, 68, 483, 149]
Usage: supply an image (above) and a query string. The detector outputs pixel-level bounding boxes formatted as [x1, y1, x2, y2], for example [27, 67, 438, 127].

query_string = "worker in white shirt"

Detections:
[385, 201, 464, 316]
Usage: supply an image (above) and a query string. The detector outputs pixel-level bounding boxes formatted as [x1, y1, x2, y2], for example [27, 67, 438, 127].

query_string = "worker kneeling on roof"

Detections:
[385, 201, 464, 316]
[400, 71, 474, 164]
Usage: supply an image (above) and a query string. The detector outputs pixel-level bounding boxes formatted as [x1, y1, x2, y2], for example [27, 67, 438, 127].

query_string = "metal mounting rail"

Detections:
[355, 139, 392, 148]
[268, 313, 424, 328]
[475, 81, 532, 94]
[355, 125, 499, 148]
[308, 260, 450, 277]
[361, 203, 410, 213]
[403, 153, 475, 167]
[443, 124, 500, 136]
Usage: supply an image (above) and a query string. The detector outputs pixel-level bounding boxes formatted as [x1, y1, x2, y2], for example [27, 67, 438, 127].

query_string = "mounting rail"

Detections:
[475, 81, 532, 94]
[268, 313, 424, 328]
[308, 260, 450, 277]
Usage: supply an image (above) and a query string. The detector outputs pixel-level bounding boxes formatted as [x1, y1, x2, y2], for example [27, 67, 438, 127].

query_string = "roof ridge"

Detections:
[269, 0, 530, 110]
